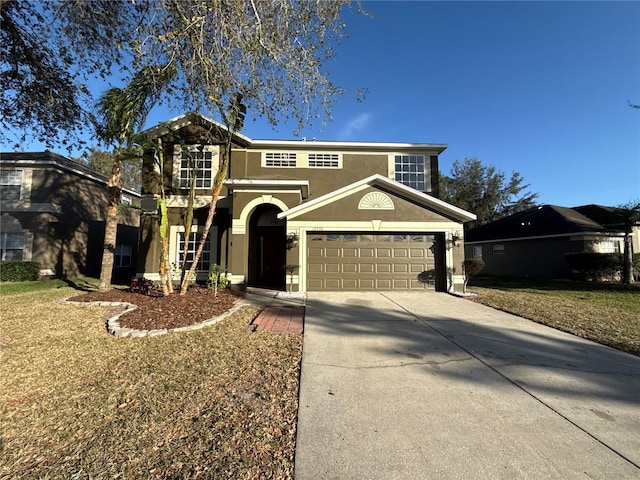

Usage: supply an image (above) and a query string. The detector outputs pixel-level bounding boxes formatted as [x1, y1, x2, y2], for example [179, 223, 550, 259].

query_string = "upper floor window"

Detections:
[394, 155, 426, 191]
[176, 145, 217, 189]
[264, 152, 297, 168]
[308, 153, 340, 168]
[0, 169, 23, 201]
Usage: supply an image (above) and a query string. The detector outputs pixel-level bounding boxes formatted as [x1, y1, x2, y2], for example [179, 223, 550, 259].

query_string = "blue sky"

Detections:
[5, 1, 639, 208]
[155, 0, 639, 207]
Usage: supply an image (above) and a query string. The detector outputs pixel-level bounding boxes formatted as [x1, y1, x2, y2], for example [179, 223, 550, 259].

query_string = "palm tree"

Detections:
[96, 65, 175, 291]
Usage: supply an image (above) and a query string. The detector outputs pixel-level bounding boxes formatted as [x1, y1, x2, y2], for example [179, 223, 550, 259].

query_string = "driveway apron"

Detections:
[294, 292, 640, 479]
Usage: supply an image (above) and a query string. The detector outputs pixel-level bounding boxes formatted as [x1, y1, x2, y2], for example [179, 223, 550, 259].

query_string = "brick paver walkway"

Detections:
[251, 305, 304, 333]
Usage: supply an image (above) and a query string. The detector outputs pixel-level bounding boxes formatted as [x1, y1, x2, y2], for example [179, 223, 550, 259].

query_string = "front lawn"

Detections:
[0, 283, 302, 479]
[468, 277, 640, 356]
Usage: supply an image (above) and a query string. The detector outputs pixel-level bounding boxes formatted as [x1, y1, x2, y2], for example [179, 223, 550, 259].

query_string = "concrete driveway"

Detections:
[294, 292, 640, 479]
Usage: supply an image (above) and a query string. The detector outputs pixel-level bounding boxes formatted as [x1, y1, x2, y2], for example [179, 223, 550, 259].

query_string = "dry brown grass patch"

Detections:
[1, 287, 302, 479]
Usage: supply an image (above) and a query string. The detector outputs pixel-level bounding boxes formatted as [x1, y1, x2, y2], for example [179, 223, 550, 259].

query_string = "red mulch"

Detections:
[67, 285, 244, 331]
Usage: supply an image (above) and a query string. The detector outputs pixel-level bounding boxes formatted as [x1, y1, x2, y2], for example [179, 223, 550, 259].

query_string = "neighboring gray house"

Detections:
[464, 204, 636, 278]
[0, 152, 140, 280]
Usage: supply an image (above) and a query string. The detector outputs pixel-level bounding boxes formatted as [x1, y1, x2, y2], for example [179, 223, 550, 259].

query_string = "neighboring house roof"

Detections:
[466, 205, 623, 243]
[278, 173, 476, 223]
[139, 111, 448, 153]
[0, 151, 141, 197]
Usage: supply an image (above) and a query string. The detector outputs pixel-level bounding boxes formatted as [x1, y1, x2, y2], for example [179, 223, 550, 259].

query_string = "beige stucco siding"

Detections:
[290, 186, 452, 223]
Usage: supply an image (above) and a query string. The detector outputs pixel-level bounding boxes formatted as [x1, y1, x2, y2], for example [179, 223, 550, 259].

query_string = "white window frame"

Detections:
[263, 152, 297, 168]
[472, 246, 483, 259]
[173, 145, 219, 189]
[0, 169, 23, 201]
[492, 244, 505, 255]
[394, 155, 426, 191]
[308, 153, 341, 168]
[169, 225, 218, 277]
[0, 232, 25, 261]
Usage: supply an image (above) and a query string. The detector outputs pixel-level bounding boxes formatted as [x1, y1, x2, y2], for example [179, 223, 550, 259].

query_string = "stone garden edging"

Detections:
[62, 298, 246, 338]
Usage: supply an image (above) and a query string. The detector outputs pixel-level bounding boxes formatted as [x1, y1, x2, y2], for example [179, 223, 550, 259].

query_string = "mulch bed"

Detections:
[67, 285, 244, 331]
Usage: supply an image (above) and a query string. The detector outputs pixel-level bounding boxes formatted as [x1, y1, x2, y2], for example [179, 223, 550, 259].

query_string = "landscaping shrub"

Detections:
[565, 252, 623, 281]
[462, 258, 485, 292]
[0, 261, 41, 282]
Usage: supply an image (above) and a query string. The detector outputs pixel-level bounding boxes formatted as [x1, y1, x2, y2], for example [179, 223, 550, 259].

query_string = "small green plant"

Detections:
[207, 264, 229, 296]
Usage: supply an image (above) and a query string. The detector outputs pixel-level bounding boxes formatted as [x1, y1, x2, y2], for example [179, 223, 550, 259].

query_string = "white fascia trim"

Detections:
[225, 178, 310, 198]
[140, 111, 253, 145]
[1, 159, 140, 198]
[278, 173, 476, 222]
[250, 139, 447, 153]
[286, 220, 462, 232]
[465, 231, 625, 245]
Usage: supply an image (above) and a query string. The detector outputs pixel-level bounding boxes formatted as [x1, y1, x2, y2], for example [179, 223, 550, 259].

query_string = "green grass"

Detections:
[0, 277, 102, 295]
[0, 285, 302, 479]
[468, 276, 640, 356]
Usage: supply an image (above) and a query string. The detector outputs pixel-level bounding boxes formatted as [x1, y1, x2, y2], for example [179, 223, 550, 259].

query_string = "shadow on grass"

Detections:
[468, 275, 640, 293]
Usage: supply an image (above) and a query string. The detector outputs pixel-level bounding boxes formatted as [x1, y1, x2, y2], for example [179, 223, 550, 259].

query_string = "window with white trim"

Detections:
[0, 232, 24, 261]
[264, 152, 297, 167]
[394, 155, 426, 191]
[492, 244, 505, 255]
[0, 169, 23, 201]
[177, 146, 217, 188]
[177, 231, 211, 272]
[308, 153, 340, 168]
[472, 246, 483, 259]
[114, 244, 132, 267]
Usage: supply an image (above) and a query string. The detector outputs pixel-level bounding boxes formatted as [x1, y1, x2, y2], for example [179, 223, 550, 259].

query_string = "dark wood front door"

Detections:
[256, 228, 286, 288]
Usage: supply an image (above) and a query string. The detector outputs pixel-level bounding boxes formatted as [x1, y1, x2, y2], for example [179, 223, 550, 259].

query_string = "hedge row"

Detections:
[0, 261, 41, 282]
[565, 252, 640, 281]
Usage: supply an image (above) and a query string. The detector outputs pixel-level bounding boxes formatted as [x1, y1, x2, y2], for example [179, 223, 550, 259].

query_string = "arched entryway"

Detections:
[247, 205, 286, 289]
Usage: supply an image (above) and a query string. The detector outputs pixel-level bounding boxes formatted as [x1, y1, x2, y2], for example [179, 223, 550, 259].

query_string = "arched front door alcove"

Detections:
[247, 204, 286, 289]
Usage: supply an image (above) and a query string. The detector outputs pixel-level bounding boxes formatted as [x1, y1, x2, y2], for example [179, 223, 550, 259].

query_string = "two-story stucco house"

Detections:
[136, 112, 476, 293]
[0, 152, 140, 280]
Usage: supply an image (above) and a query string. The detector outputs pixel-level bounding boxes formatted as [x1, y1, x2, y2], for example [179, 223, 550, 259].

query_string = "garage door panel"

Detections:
[325, 263, 341, 273]
[343, 264, 357, 273]
[394, 264, 409, 273]
[376, 263, 392, 273]
[307, 233, 436, 291]
[309, 264, 324, 273]
[360, 279, 375, 289]
[325, 278, 341, 289]
[343, 279, 358, 289]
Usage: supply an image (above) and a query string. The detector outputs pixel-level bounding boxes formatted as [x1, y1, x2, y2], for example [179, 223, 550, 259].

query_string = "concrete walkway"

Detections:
[295, 291, 640, 479]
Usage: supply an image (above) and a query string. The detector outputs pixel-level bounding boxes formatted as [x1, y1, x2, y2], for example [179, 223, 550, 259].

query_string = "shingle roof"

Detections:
[465, 204, 622, 242]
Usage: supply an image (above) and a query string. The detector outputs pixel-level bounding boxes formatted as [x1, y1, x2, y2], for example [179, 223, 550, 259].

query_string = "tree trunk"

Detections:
[622, 231, 634, 284]
[180, 145, 229, 295]
[98, 152, 122, 291]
